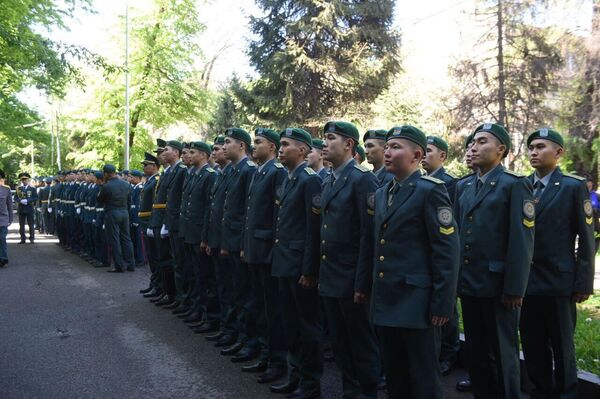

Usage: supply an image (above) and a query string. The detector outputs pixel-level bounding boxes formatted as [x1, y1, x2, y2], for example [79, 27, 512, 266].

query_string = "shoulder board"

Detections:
[503, 169, 525, 178]
[563, 172, 585, 181]
[274, 162, 284, 169]
[206, 167, 215, 173]
[444, 171, 457, 179]
[420, 175, 444, 184]
[458, 173, 475, 181]
[304, 167, 316, 175]
[353, 164, 370, 173]
[246, 160, 256, 167]
[179, 164, 187, 169]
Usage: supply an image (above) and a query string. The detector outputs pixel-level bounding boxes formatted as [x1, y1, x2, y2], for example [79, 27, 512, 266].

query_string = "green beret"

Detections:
[93, 171, 103, 180]
[527, 128, 564, 148]
[280, 127, 313, 147]
[166, 140, 183, 151]
[225, 127, 252, 147]
[102, 164, 116, 174]
[213, 135, 225, 145]
[190, 141, 212, 155]
[311, 138, 324, 150]
[255, 128, 280, 148]
[464, 133, 474, 149]
[426, 135, 449, 153]
[363, 129, 387, 142]
[386, 125, 428, 152]
[324, 121, 360, 142]
[473, 123, 511, 154]
[356, 145, 366, 161]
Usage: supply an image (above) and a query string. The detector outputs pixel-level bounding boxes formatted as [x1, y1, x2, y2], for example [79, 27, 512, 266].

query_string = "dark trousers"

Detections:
[72, 217, 83, 251]
[94, 225, 110, 266]
[377, 325, 442, 399]
[40, 205, 49, 233]
[131, 224, 145, 266]
[230, 253, 257, 347]
[278, 277, 323, 392]
[213, 250, 236, 334]
[154, 229, 175, 298]
[18, 212, 34, 242]
[47, 208, 55, 235]
[0, 226, 8, 261]
[520, 296, 578, 399]
[105, 209, 134, 270]
[169, 233, 187, 303]
[435, 302, 460, 367]
[461, 295, 524, 399]
[83, 222, 94, 255]
[189, 244, 220, 324]
[322, 297, 380, 398]
[249, 263, 287, 368]
[143, 231, 162, 291]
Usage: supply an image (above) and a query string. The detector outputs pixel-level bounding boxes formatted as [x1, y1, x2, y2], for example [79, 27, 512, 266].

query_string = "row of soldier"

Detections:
[47, 121, 595, 399]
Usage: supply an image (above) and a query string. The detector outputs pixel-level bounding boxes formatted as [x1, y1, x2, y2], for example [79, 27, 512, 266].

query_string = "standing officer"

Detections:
[97, 164, 135, 273]
[138, 152, 162, 297]
[320, 121, 380, 398]
[0, 169, 12, 267]
[38, 177, 51, 234]
[363, 129, 394, 187]
[372, 125, 459, 398]
[520, 128, 595, 398]
[220, 128, 258, 359]
[129, 170, 145, 268]
[15, 172, 38, 244]
[422, 136, 457, 201]
[307, 138, 329, 180]
[47, 175, 60, 235]
[455, 123, 534, 398]
[92, 171, 110, 268]
[241, 128, 288, 383]
[270, 127, 323, 399]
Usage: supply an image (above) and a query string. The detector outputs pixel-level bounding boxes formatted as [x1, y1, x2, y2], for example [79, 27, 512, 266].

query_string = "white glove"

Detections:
[102, 224, 105, 230]
[160, 224, 169, 238]
[146, 228, 154, 238]
[92, 219, 96, 223]
[48, 208, 53, 213]
[20, 199, 28, 205]
[76, 208, 81, 214]
[132, 223, 139, 227]
[36, 208, 42, 212]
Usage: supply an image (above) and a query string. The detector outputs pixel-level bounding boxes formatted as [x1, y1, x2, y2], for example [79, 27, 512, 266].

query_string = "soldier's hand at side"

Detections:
[298, 275, 316, 289]
[501, 294, 523, 309]
[354, 292, 369, 304]
[240, 250, 245, 259]
[431, 316, 449, 326]
[572, 293, 590, 303]
[220, 249, 229, 257]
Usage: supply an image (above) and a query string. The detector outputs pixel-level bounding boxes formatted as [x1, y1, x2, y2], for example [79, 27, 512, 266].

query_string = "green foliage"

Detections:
[575, 291, 600, 375]
[235, 0, 401, 126]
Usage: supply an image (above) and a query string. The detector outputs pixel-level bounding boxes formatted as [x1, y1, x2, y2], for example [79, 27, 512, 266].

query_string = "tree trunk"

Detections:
[496, 0, 507, 129]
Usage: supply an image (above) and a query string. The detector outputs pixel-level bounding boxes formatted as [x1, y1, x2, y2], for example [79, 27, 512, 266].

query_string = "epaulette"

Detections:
[304, 167, 316, 175]
[353, 164, 370, 173]
[179, 164, 187, 168]
[458, 172, 475, 181]
[246, 160, 256, 167]
[274, 162, 284, 169]
[503, 169, 525, 178]
[564, 172, 585, 181]
[420, 175, 444, 184]
[444, 171, 457, 179]
[207, 167, 215, 173]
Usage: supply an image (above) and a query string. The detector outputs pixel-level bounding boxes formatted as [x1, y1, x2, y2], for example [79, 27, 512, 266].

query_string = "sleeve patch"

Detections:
[367, 192, 375, 210]
[440, 226, 455, 235]
[583, 200, 593, 217]
[523, 219, 535, 228]
[523, 200, 535, 219]
[304, 167, 316, 175]
[437, 207, 453, 226]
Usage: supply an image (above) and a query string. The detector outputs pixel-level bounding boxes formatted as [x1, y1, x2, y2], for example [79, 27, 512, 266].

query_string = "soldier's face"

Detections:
[253, 137, 272, 162]
[306, 147, 322, 169]
[384, 138, 421, 176]
[470, 132, 505, 169]
[279, 138, 305, 168]
[323, 133, 353, 165]
[181, 149, 191, 165]
[364, 139, 384, 166]
[223, 137, 243, 161]
[212, 144, 226, 164]
[189, 148, 204, 165]
[162, 146, 179, 163]
[528, 139, 562, 170]
[422, 144, 445, 173]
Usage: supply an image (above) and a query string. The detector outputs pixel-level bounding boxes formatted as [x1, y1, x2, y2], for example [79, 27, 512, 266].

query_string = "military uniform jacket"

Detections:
[97, 178, 132, 211]
[138, 174, 157, 231]
[129, 183, 142, 225]
[317, 167, 330, 180]
[221, 157, 257, 252]
[14, 185, 38, 214]
[374, 166, 394, 187]
[164, 162, 187, 233]
[64, 183, 76, 216]
[204, 164, 232, 249]
[179, 164, 216, 244]
[455, 164, 534, 298]
[371, 171, 460, 329]
[84, 184, 99, 223]
[49, 182, 61, 211]
[241, 158, 287, 264]
[271, 162, 322, 278]
[0, 185, 13, 227]
[38, 185, 50, 205]
[431, 167, 457, 204]
[74, 183, 87, 220]
[319, 159, 378, 297]
[526, 168, 595, 296]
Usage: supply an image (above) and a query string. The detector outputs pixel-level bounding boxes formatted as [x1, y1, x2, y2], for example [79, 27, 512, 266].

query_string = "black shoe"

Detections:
[439, 360, 454, 376]
[143, 289, 162, 298]
[18, 241, 26, 244]
[139, 287, 153, 294]
[183, 312, 203, 323]
[456, 379, 472, 392]
[257, 367, 286, 384]
[270, 378, 300, 395]
[107, 268, 124, 273]
[29, 240, 34, 244]
[323, 347, 334, 362]
[126, 267, 135, 272]
[377, 375, 387, 391]
[220, 342, 243, 355]
[241, 359, 268, 373]
[162, 301, 180, 310]
[155, 297, 175, 307]
[172, 305, 189, 315]
[0, 259, 7, 267]
[206, 331, 225, 342]
[194, 323, 219, 334]
[178, 309, 195, 319]
[215, 334, 238, 348]
[231, 347, 259, 363]
[150, 294, 166, 303]
[285, 387, 321, 399]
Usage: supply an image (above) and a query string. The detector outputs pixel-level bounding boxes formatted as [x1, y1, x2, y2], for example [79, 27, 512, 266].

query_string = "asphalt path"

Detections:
[0, 222, 469, 398]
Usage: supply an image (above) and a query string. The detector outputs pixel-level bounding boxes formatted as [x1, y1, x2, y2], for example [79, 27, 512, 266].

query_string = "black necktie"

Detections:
[476, 179, 483, 193]
[534, 181, 545, 202]
[387, 182, 398, 207]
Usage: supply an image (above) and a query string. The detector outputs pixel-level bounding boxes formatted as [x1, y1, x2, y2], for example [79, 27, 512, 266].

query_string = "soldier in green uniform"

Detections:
[306, 138, 330, 180]
[455, 123, 534, 398]
[320, 121, 380, 398]
[371, 125, 459, 398]
[129, 170, 145, 268]
[520, 129, 596, 399]
[15, 172, 38, 244]
[363, 129, 394, 187]
[38, 177, 51, 234]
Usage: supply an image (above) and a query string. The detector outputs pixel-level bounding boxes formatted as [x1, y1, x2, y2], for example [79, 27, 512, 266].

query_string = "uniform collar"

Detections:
[332, 157, 354, 180]
[533, 168, 556, 187]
